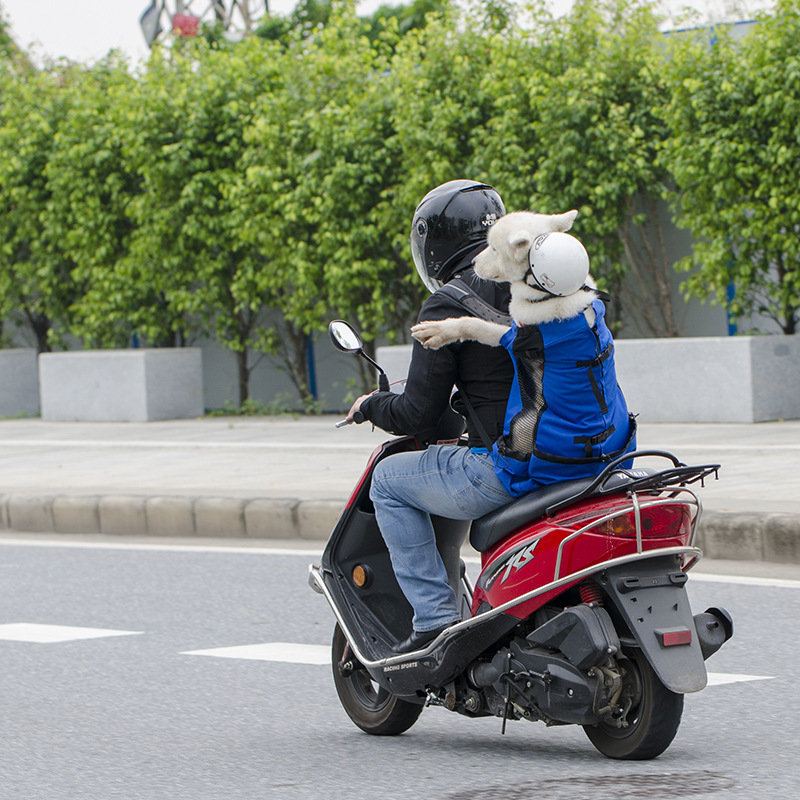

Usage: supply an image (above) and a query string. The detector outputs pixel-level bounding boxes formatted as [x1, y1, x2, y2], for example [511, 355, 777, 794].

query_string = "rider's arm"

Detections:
[359, 294, 458, 436]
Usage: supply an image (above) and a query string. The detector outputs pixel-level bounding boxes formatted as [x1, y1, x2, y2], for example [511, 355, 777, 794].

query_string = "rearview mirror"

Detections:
[329, 320, 363, 353]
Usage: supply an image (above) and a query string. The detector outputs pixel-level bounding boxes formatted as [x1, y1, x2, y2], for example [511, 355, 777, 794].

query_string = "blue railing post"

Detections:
[306, 335, 318, 401]
[726, 280, 738, 336]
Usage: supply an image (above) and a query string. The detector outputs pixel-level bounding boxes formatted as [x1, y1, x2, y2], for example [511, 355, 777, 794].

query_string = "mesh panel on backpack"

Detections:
[499, 327, 546, 458]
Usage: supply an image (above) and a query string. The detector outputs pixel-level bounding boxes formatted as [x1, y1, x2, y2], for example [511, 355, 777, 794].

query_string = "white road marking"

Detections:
[687, 573, 800, 589]
[182, 643, 776, 687]
[183, 642, 329, 664]
[1, 537, 799, 589]
[0, 537, 323, 557]
[706, 672, 774, 686]
[0, 623, 142, 643]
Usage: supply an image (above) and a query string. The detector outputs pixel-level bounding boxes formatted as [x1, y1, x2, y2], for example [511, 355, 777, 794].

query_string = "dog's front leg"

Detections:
[411, 318, 510, 350]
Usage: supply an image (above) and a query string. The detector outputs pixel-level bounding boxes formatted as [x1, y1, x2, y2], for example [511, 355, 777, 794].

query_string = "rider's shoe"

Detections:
[393, 622, 455, 655]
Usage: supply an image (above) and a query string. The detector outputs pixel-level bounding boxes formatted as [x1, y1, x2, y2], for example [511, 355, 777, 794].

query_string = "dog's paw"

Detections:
[411, 320, 459, 350]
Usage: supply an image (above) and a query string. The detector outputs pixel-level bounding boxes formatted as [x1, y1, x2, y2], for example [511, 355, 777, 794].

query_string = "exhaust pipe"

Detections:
[468, 660, 501, 688]
[693, 606, 734, 660]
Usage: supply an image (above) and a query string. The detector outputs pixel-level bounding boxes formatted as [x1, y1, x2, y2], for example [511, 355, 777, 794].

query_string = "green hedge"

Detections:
[0, 0, 798, 402]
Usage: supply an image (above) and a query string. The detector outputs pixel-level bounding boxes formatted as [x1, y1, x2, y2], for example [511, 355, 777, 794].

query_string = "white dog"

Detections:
[411, 210, 598, 351]
[410, 209, 635, 494]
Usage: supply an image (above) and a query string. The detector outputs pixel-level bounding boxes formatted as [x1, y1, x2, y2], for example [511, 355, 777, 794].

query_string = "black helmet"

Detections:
[410, 179, 505, 292]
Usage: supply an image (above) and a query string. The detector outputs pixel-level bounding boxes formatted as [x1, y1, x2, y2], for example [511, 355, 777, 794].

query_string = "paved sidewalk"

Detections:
[0, 417, 798, 559]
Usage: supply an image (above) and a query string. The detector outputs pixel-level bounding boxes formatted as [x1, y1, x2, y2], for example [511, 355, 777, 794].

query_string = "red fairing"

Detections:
[345, 444, 386, 510]
[345, 437, 421, 510]
[471, 495, 693, 619]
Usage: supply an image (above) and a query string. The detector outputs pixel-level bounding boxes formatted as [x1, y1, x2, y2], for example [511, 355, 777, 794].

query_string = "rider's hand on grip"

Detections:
[335, 410, 365, 428]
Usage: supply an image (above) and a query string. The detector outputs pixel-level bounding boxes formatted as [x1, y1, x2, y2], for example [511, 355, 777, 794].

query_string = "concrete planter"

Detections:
[0, 349, 39, 417]
[378, 334, 800, 423]
[614, 335, 800, 423]
[39, 349, 204, 422]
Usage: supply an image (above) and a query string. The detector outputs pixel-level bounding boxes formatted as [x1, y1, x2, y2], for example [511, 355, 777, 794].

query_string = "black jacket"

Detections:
[361, 266, 514, 448]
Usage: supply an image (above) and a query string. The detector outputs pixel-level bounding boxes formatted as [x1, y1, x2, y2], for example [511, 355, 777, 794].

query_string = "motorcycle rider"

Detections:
[346, 179, 515, 653]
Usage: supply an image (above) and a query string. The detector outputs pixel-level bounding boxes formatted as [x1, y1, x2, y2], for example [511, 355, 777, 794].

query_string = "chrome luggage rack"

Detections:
[544, 450, 720, 579]
[545, 449, 720, 517]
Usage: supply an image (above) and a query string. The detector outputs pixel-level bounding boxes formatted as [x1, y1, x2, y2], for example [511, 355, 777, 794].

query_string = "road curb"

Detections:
[0, 494, 798, 564]
[0, 494, 337, 542]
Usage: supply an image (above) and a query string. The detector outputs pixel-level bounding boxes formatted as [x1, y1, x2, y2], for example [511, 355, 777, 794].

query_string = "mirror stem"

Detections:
[358, 351, 390, 392]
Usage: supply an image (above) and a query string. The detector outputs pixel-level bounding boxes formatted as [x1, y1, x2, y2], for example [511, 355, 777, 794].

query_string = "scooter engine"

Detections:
[468, 604, 625, 726]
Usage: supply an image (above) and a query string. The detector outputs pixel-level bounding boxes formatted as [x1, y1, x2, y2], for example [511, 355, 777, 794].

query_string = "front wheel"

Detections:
[331, 624, 423, 736]
[583, 649, 684, 760]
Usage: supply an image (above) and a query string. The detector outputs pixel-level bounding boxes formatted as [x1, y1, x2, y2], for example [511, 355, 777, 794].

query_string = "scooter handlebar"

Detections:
[335, 410, 365, 428]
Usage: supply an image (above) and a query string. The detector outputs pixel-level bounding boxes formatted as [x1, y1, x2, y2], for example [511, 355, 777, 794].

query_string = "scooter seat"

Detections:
[470, 470, 652, 553]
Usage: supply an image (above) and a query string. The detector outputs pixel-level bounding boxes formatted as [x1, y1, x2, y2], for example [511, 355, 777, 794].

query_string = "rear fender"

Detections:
[596, 555, 707, 693]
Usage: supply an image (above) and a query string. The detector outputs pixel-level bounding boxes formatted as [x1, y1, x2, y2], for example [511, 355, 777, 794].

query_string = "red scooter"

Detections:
[309, 321, 733, 760]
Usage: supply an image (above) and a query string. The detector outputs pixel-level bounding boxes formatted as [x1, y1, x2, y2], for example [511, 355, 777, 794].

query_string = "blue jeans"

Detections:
[369, 445, 512, 632]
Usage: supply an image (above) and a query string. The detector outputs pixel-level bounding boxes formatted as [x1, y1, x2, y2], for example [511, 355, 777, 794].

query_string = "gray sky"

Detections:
[0, 1, 387, 64]
[1, 1, 774, 65]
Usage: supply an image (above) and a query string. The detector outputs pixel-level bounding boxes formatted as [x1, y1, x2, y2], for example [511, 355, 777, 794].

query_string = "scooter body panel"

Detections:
[472, 497, 691, 620]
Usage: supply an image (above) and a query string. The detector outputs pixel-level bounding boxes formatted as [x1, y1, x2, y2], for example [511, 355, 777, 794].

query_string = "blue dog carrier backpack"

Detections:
[490, 299, 636, 498]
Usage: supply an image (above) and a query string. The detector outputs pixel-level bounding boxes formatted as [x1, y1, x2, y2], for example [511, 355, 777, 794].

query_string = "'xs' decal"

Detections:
[500, 540, 540, 584]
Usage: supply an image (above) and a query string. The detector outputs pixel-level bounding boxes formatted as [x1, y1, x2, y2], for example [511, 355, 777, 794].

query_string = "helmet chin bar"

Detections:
[414, 258, 443, 293]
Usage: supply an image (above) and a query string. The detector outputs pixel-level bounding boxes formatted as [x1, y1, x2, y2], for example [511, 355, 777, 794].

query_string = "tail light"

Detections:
[561, 501, 692, 540]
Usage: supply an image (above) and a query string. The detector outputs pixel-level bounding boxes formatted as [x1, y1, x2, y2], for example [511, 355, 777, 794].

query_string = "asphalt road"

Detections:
[1, 537, 799, 800]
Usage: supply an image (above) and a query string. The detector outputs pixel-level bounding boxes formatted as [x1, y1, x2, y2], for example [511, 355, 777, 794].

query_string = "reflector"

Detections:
[657, 627, 693, 647]
[352, 565, 368, 589]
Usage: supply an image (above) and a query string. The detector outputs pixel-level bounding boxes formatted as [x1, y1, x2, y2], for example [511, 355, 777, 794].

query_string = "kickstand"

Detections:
[500, 652, 512, 735]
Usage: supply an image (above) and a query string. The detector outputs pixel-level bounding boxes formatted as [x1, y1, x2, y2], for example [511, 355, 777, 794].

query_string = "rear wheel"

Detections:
[331, 624, 423, 736]
[583, 649, 683, 760]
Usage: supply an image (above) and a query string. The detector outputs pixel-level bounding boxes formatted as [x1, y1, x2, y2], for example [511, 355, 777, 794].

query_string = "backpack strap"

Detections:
[434, 277, 511, 452]
[436, 278, 512, 326]
[450, 390, 495, 452]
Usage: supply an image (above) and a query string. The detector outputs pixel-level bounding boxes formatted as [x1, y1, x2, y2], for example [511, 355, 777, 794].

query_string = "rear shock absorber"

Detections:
[579, 580, 603, 605]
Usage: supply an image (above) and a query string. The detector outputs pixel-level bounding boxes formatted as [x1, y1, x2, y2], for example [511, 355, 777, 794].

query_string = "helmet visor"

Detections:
[410, 221, 442, 293]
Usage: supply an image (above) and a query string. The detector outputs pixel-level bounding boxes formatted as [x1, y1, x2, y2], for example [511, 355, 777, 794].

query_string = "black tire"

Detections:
[583, 649, 684, 760]
[331, 624, 423, 736]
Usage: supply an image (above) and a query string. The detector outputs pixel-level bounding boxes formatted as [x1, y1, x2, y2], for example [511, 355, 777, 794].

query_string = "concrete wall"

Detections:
[39, 349, 204, 422]
[750, 336, 800, 422]
[614, 195, 778, 339]
[0, 349, 39, 417]
[615, 336, 800, 422]
[199, 331, 366, 412]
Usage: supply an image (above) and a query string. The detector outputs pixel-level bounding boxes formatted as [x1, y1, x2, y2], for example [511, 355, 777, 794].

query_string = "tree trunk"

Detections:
[22, 308, 52, 353]
[275, 320, 313, 407]
[776, 257, 798, 335]
[236, 347, 250, 405]
[617, 195, 680, 338]
[33, 321, 51, 354]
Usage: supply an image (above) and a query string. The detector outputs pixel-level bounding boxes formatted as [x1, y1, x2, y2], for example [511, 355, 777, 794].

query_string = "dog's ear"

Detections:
[508, 230, 533, 261]
[550, 209, 579, 232]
